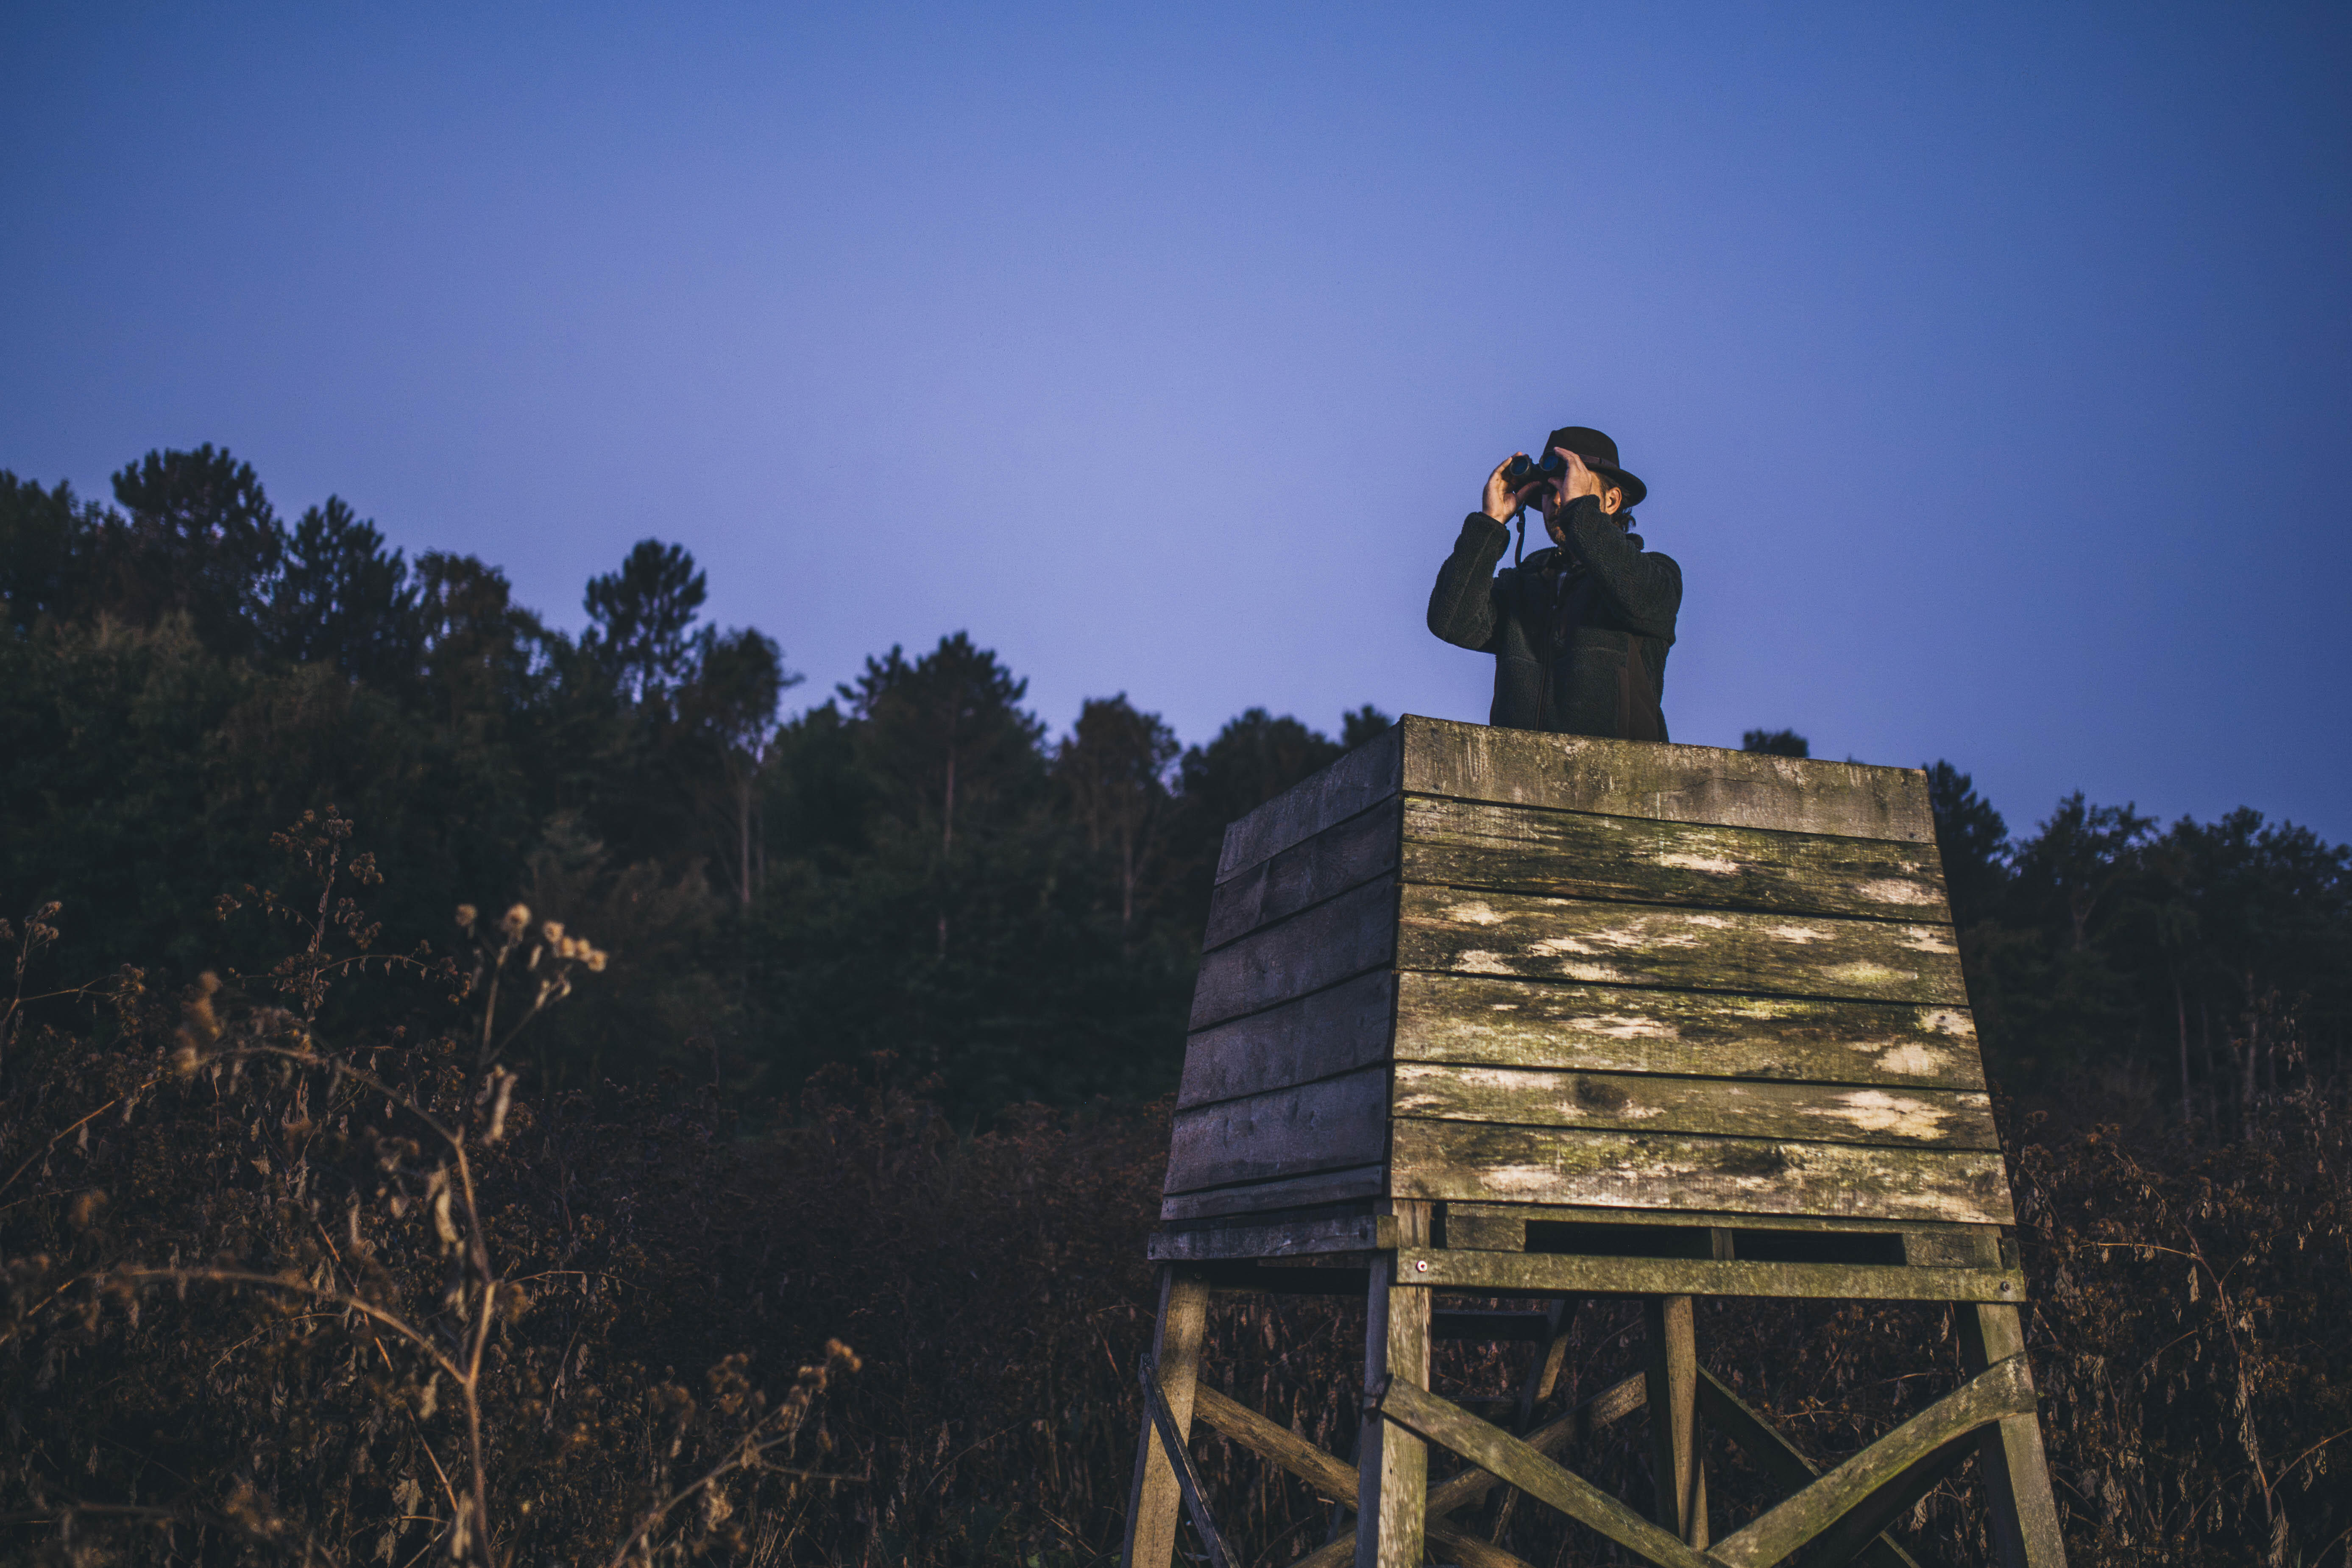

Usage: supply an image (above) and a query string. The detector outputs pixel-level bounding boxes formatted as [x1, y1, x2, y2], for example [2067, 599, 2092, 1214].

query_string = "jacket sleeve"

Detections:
[1428, 512, 1513, 652]
[1560, 497, 1682, 637]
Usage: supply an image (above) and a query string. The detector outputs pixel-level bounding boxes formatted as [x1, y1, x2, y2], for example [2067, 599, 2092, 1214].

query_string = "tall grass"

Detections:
[3, 820, 2347, 1565]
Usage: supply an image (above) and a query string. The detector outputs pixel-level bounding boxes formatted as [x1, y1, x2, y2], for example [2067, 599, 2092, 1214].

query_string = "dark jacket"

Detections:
[1426, 496, 1682, 738]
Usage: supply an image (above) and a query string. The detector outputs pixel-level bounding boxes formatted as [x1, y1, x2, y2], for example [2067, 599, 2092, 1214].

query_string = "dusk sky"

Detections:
[5, 4, 2347, 843]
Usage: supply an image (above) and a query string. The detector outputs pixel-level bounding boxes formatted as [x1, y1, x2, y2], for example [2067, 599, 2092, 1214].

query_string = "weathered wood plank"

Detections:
[1416, 1374, 1645, 1527]
[1140, 1355, 1237, 1568]
[1164, 1068, 1390, 1195]
[1797, 1440, 1967, 1568]
[1389, 1120, 2018, 1225]
[1396, 885, 1966, 1004]
[1396, 1248, 2029, 1304]
[1159, 1162, 1385, 1222]
[1148, 1213, 1393, 1262]
[1193, 1384, 1357, 1502]
[1207, 798, 1400, 951]
[1398, 716, 1935, 842]
[1178, 970, 1396, 1110]
[1443, 1201, 1995, 1245]
[1400, 796, 1950, 921]
[1392, 1064, 2001, 1151]
[1189, 876, 1397, 1030]
[1360, 1267, 1430, 1568]
[1707, 1357, 2035, 1568]
[1377, 1377, 1714, 1568]
[1644, 1295, 1708, 1547]
[1217, 722, 1402, 882]
[1394, 973, 1985, 1090]
[1961, 1308, 2069, 1568]
[1124, 1267, 1211, 1568]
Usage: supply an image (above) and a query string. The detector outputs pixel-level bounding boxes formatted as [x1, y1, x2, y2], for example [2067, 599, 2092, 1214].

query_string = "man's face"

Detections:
[1538, 446, 1622, 539]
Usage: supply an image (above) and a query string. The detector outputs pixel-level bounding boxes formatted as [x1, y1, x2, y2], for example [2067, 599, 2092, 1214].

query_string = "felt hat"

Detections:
[1543, 426, 1647, 509]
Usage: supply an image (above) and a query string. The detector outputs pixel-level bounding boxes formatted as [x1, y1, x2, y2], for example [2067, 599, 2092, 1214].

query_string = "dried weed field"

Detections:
[4, 823, 2349, 1566]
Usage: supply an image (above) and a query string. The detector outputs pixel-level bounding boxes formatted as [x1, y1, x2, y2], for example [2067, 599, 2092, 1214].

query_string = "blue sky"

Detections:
[5, 3, 2348, 843]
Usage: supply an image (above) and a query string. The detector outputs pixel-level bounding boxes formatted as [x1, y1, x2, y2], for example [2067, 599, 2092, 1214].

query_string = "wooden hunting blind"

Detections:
[1123, 716, 2066, 1568]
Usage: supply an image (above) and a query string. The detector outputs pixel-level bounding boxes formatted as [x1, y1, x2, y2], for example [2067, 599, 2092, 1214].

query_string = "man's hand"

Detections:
[1557, 447, 1604, 503]
[1483, 454, 1534, 522]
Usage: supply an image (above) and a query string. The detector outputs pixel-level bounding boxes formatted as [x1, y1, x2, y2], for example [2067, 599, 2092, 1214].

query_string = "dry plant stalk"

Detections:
[2, 812, 855, 1567]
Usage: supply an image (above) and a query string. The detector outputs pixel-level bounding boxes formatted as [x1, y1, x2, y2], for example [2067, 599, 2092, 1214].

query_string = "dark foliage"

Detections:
[1740, 728, 1810, 758]
[8, 441, 2352, 1564]
[6, 859, 2348, 1564]
[3, 450, 1382, 1118]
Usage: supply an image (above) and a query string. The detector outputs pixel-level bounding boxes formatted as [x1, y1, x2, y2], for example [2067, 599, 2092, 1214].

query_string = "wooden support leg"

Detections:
[1958, 1303, 2068, 1568]
[1643, 1295, 1709, 1549]
[1122, 1265, 1211, 1568]
[1358, 1207, 1432, 1568]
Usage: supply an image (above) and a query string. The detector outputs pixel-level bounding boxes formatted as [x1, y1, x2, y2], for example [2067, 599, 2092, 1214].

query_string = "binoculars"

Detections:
[1501, 450, 1566, 498]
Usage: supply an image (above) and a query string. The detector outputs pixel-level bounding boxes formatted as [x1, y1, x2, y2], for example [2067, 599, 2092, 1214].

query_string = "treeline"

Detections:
[6, 446, 2347, 1122]
[1917, 760, 2349, 1134]
[0, 446, 1384, 1111]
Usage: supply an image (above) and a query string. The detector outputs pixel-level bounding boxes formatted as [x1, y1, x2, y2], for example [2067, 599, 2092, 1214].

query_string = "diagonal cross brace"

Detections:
[1377, 1356, 2039, 1568]
[1192, 1374, 1647, 1568]
[1706, 1355, 2036, 1568]
[1378, 1376, 1716, 1568]
[1138, 1355, 1235, 1568]
[1697, 1370, 1922, 1568]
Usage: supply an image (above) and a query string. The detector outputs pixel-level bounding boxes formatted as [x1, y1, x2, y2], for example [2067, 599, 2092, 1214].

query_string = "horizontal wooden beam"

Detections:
[1391, 1120, 2018, 1227]
[1393, 1064, 2000, 1151]
[1207, 796, 1399, 951]
[1444, 1201, 1998, 1240]
[1148, 1213, 1393, 1263]
[1401, 795, 1950, 922]
[1394, 1248, 2026, 1304]
[1706, 1355, 2036, 1568]
[1163, 1067, 1389, 1195]
[1397, 719, 1934, 843]
[1398, 884, 1965, 1005]
[1159, 1162, 1385, 1223]
[1395, 973, 1986, 1092]
[1217, 724, 1402, 881]
[1190, 875, 1396, 1030]
[1177, 970, 1396, 1110]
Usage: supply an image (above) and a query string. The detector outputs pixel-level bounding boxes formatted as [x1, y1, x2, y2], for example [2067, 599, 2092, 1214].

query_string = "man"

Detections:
[1427, 425, 1681, 740]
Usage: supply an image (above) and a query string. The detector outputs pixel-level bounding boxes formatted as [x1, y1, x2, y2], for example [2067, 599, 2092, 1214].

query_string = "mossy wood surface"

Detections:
[1165, 717, 2011, 1229]
[1402, 796, 1950, 921]
[1393, 1064, 1998, 1150]
[1438, 1200, 2001, 1245]
[1392, 975, 1984, 1091]
[1390, 1120, 2016, 1225]
[1397, 720, 1934, 844]
[1396, 1247, 2026, 1303]
[1396, 884, 1965, 1003]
